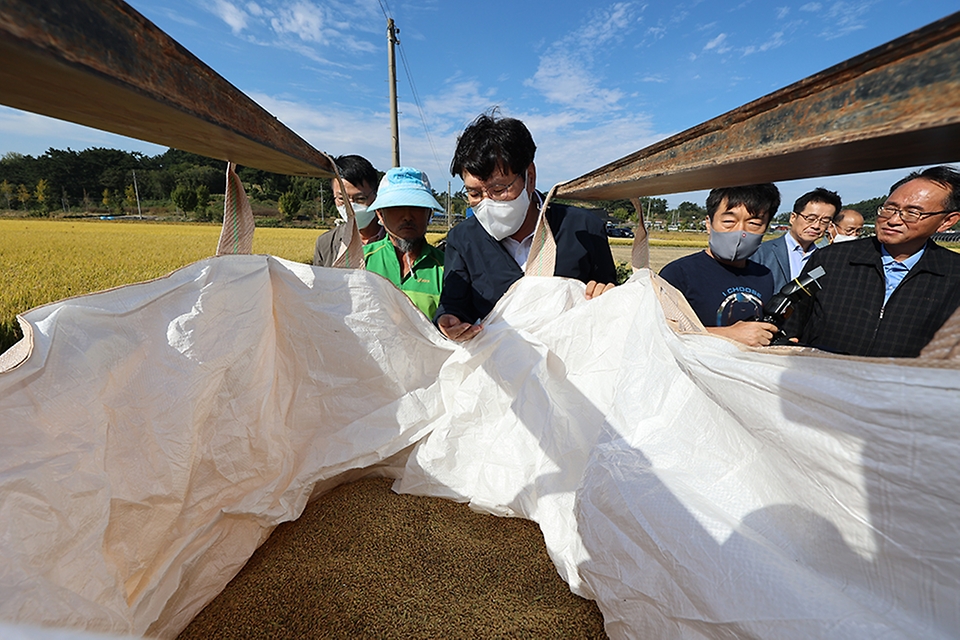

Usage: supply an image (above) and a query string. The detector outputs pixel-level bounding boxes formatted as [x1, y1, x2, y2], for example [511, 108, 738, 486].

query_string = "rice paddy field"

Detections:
[0, 218, 700, 354]
[0, 219, 331, 352]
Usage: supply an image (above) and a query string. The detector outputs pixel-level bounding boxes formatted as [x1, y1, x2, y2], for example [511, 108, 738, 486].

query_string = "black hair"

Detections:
[889, 165, 960, 212]
[705, 183, 781, 222]
[793, 187, 842, 215]
[450, 110, 537, 180]
[333, 155, 378, 192]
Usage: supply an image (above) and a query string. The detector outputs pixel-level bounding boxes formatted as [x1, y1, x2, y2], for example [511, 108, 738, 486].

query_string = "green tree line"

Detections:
[0, 147, 476, 225]
[593, 194, 887, 232]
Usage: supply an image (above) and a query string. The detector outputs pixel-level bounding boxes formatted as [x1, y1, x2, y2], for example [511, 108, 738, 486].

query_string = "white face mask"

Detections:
[472, 173, 531, 241]
[337, 203, 377, 230]
[833, 233, 858, 243]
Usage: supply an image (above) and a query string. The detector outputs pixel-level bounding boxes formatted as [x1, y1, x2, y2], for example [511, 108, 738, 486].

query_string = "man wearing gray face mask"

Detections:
[659, 184, 781, 347]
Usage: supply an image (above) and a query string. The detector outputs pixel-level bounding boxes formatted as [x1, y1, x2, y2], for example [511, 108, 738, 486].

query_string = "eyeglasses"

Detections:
[834, 225, 863, 236]
[793, 212, 833, 227]
[877, 204, 953, 223]
[464, 173, 523, 202]
[334, 190, 374, 207]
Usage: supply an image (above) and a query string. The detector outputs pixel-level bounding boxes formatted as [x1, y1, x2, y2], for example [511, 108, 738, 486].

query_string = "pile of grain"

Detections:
[178, 477, 607, 639]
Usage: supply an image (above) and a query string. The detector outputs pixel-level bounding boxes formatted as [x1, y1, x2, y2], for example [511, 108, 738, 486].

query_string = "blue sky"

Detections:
[1, 0, 957, 209]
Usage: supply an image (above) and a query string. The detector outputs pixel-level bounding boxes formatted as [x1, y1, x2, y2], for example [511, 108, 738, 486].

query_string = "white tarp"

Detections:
[2, 255, 959, 638]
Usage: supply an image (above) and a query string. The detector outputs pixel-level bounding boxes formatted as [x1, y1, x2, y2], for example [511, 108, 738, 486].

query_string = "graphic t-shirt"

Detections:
[659, 250, 774, 327]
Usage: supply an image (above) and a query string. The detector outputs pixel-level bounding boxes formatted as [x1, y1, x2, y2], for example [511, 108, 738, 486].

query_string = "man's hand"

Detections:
[706, 321, 779, 347]
[585, 281, 615, 300]
[437, 314, 482, 342]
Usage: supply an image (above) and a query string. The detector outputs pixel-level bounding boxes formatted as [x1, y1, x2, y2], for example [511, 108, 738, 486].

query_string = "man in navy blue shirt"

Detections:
[660, 184, 780, 347]
[436, 113, 617, 341]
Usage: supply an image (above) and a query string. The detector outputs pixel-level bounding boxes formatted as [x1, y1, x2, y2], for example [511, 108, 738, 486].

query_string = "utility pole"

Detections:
[131, 169, 142, 219]
[387, 19, 400, 167]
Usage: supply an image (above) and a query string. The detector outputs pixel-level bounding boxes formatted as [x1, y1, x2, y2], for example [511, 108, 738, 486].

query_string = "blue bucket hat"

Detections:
[367, 167, 444, 212]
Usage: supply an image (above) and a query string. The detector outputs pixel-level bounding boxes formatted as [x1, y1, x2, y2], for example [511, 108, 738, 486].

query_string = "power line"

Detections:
[375, 0, 445, 177]
[396, 41, 445, 176]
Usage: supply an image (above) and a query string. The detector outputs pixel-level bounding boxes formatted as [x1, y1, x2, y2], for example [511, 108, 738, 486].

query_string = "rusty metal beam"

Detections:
[558, 12, 960, 201]
[0, 0, 334, 177]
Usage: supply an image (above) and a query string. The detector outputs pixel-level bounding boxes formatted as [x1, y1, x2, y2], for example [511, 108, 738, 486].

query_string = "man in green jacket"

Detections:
[364, 167, 445, 318]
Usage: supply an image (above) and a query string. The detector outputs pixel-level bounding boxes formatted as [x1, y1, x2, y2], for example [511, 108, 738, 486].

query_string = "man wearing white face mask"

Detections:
[313, 154, 385, 268]
[659, 184, 781, 347]
[436, 113, 617, 341]
[827, 209, 865, 244]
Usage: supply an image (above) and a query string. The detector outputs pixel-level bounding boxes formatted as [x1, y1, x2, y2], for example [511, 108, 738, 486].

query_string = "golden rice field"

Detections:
[0, 218, 695, 354]
[0, 219, 354, 352]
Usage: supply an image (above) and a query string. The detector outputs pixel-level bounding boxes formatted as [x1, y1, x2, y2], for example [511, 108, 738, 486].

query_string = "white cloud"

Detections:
[270, 2, 328, 44]
[759, 31, 785, 51]
[776, 7, 790, 19]
[0, 107, 165, 157]
[822, 1, 875, 38]
[247, 92, 390, 164]
[576, 2, 638, 48]
[525, 2, 643, 114]
[525, 113, 664, 187]
[419, 80, 497, 120]
[743, 30, 786, 56]
[645, 25, 666, 40]
[210, 0, 378, 59]
[526, 53, 625, 112]
[157, 8, 199, 28]
[212, 0, 249, 34]
[800, 3, 822, 11]
[703, 33, 728, 52]
[238, 88, 670, 192]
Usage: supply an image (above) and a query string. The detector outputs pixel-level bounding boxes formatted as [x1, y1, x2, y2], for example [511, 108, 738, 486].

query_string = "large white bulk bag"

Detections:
[2, 257, 959, 639]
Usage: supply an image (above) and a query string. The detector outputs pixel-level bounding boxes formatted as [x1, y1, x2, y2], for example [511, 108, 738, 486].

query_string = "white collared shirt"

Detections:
[501, 232, 535, 269]
[784, 232, 817, 280]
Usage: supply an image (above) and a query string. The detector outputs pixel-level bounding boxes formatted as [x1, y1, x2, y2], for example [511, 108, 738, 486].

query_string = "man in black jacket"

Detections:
[786, 166, 960, 357]
[435, 113, 617, 341]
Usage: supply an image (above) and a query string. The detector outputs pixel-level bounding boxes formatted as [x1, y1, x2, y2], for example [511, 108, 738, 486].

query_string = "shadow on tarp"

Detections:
[578, 287, 960, 639]
[400, 272, 959, 639]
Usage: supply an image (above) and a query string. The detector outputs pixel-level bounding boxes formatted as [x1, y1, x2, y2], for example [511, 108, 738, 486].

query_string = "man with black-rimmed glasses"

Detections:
[784, 166, 960, 357]
[755, 187, 842, 293]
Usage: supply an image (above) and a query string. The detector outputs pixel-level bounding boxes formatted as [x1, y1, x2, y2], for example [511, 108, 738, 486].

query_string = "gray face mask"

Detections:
[708, 229, 764, 262]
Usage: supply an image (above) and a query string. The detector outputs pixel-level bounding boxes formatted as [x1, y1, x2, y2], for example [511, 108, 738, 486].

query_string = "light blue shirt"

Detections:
[880, 244, 925, 304]
[784, 232, 817, 280]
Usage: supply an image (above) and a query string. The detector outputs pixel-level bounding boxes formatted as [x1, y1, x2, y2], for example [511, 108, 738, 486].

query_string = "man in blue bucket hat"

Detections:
[364, 167, 446, 318]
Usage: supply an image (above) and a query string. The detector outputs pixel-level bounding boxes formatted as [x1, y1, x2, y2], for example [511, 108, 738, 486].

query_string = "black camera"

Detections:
[762, 266, 826, 345]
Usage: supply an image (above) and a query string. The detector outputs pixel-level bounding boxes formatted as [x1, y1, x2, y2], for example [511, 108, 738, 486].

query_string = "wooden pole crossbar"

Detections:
[557, 12, 960, 201]
[1, 3, 957, 196]
[0, 0, 335, 178]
